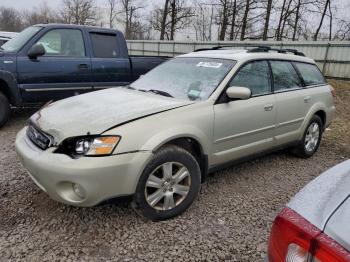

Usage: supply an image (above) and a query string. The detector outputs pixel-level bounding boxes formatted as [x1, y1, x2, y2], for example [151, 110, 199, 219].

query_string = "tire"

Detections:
[0, 92, 10, 128]
[291, 115, 323, 158]
[133, 145, 201, 221]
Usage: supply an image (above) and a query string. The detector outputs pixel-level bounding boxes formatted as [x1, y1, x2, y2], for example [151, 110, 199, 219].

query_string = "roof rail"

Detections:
[194, 45, 305, 56]
[247, 45, 305, 56]
[194, 45, 240, 52]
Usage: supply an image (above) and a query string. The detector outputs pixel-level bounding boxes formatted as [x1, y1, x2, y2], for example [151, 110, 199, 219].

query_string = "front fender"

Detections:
[141, 125, 211, 158]
[0, 70, 21, 106]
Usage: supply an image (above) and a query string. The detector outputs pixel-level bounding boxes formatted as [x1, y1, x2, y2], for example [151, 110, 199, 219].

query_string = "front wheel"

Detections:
[0, 92, 10, 128]
[133, 145, 201, 221]
[291, 115, 323, 158]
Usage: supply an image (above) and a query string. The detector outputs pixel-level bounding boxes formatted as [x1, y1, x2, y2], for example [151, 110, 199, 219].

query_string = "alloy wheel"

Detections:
[304, 122, 320, 152]
[144, 162, 191, 211]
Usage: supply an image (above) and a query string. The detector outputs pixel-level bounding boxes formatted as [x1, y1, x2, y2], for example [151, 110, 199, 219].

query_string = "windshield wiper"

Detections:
[123, 85, 136, 90]
[147, 89, 174, 98]
[138, 89, 173, 98]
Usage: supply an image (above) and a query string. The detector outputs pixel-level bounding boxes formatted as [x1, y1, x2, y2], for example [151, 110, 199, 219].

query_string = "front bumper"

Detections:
[15, 127, 152, 207]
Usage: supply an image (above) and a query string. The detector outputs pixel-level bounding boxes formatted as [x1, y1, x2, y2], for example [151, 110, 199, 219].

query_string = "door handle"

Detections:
[264, 104, 274, 111]
[78, 63, 88, 70]
[304, 96, 311, 103]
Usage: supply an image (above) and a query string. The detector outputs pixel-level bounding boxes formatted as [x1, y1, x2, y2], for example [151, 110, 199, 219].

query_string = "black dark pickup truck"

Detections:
[0, 24, 168, 127]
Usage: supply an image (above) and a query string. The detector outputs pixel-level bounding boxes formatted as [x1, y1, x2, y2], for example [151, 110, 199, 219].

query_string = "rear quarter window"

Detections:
[294, 62, 326, 86]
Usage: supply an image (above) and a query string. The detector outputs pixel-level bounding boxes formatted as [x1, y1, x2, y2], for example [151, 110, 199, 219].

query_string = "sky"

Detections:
[0, 0, 109, 10]
[1, 0, 349, 40]
[1, 0, 61, 9]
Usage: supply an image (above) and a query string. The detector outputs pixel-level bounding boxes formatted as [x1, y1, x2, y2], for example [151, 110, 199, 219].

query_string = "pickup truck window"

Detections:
[130, 58, 235, 101]
[2, 26, 42, 52]
[90, 33, 118, 58]
[37, 29, 86, 57]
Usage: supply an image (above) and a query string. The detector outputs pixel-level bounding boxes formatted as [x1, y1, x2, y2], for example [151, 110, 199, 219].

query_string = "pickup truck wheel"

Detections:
[133, 145, 201, 221]
[291, 115, 323, 158]
[0, 92, 10, 128]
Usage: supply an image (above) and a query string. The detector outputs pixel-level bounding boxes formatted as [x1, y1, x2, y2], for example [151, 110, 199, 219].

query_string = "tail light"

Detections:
[268, 207, 350, 262]
[329, 84, 336, 98]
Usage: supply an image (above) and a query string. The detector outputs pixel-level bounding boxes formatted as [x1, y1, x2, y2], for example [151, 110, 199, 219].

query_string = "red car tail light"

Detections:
[314, 232, 350, 261]
[268, 207, 350, 262]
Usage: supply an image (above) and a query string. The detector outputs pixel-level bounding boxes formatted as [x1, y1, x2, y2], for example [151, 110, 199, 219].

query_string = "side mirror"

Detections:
[226, 86, 251, 100]
[28, 43, 45, 59]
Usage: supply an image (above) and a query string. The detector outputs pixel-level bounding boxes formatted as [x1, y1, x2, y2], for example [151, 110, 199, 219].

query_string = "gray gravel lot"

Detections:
[0, 106, 348, 262]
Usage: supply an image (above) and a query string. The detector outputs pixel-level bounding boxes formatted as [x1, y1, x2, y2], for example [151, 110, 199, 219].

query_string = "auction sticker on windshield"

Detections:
[196, 62, 222, 68]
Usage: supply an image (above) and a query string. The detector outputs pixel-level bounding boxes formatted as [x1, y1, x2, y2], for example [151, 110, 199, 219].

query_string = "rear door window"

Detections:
[294, 62, 326, 86]
[270, 61, 302, 92]
[90, 33, 118, 58]
[229, 60, 271, 96]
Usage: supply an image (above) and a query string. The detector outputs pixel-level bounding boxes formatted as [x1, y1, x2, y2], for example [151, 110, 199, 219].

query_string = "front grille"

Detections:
[26, 124, 52, 150]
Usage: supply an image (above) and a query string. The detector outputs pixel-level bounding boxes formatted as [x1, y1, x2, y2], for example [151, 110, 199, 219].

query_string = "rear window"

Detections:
[90, 33, 118, 58]
[294, 62, 326, 86]
[270, 61, 302, 92]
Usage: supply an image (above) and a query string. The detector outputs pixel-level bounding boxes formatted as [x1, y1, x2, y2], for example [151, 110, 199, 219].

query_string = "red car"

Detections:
[267, 160, 350, 261]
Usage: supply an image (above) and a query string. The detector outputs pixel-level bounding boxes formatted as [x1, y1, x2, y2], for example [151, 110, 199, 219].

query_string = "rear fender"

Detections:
[298, 102, 327, 140]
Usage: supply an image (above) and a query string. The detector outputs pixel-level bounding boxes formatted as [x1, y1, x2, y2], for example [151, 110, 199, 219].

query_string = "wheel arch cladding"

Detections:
[0, 71, 21, 106]
[155, 137, 209, 183]
[314, 110, 326, 129]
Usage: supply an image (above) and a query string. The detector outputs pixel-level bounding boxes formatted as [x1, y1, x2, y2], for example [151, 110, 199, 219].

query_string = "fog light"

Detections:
[72, 183, 86, 199]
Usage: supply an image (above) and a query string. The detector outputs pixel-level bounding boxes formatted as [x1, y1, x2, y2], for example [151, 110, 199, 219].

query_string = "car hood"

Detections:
[287, 159, 350, 230]
[31, 88, 192, 143]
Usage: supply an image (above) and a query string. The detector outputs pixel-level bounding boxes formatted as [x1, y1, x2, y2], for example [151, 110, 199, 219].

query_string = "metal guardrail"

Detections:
[126, 40, 350, 80]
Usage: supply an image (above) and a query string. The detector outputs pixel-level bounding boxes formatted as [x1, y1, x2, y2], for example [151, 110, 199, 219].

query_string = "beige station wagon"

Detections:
[15, 46, 336, 220]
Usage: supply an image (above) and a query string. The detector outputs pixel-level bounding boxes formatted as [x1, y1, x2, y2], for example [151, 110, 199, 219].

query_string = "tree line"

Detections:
[0, 0, 349, 41]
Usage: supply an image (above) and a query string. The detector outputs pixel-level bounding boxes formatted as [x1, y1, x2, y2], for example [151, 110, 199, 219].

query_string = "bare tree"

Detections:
[328, 0, 332, 40]
[0, 7, 23, 32]
[240, 0, 250, 40]
[263, 0, 273, 40]
[218, 0, 229, 40]
[193, 3, 211, 41]
[107, 0, 119, 28]
[151, 0, 194, 40]
[23, 2, 62, 27]
[275, 0, 287, 40]
[229, 0, 237, 40]
[61, 0, 96, 25]
[118, 0, 150, 39]
[314, 0, 330, 40]
[160, 0, 170, 40]
[291, 0, 301, 41]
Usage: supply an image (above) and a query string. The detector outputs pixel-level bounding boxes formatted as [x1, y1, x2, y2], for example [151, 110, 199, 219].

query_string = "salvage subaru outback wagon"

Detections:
[15, 46, 335, 220]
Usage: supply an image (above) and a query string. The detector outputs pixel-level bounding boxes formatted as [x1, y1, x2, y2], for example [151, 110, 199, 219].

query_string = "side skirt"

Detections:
[207, 141, 300, 174]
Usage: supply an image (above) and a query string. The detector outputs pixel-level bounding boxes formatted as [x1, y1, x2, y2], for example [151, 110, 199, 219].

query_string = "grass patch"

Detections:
[323, 79, 350, 157]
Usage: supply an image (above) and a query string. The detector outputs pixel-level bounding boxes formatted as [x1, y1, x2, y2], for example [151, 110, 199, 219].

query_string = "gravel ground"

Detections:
[0, 81, 349, 262]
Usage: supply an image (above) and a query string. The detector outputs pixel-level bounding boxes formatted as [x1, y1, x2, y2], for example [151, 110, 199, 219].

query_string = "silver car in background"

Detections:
[15, 46, 335, 220]
[268, 160, 350, 261]
[0, 31, 18, 46]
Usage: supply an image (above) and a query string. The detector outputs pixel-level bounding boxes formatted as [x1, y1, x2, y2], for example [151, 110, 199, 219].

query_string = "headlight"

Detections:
[55, 135, 121, 157]
[75, 136, 121, 156]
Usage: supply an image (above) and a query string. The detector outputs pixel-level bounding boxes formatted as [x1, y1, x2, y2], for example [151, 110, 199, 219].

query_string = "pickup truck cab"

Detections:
[0, 24, 167, 127]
